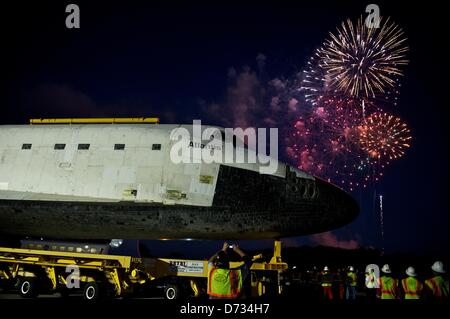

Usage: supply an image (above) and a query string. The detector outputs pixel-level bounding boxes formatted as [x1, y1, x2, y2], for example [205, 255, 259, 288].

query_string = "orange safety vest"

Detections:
[402, 277, 423, 299]
[425, 276, 449, 298]
[378, 276, 399, 299]
[207, 267, 243, 298]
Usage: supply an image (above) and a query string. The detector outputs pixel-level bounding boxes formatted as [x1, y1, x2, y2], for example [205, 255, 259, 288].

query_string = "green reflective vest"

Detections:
[208, 267, 243, 298]
[402, 277, 423, 299]
[425, 276, 449, 298]
[347, 272, 357, 287]
[379, 276, 399, 299]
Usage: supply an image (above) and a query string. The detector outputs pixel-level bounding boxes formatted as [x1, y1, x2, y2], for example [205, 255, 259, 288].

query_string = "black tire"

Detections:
[83, 282, 102, 301]
[18, 278, 38, 298]
[164, 284, 181, 300]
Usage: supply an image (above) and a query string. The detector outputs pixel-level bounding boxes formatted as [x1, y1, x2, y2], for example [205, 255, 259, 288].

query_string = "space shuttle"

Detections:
[0, 118, 358, 240]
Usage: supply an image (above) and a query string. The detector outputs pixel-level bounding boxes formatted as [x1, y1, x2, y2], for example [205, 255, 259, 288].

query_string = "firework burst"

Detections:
[286, 98, 385, 190]
[318, 17, 408, 100]
[298, 51, 330, 106]
[358, 112, 412, 161]
[286, 16, 412, 190]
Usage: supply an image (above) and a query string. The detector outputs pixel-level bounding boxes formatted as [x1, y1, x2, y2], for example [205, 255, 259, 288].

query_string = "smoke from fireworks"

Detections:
[204, 17, 411, 191]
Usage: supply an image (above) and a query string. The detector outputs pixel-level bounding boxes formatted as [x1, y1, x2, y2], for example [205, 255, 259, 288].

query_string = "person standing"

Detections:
[401, 267, 423, 299]
[425, 261, 449, 300]
[334, 268, 345, 300]
[207, 242, 252, 299]
[346, 266, 358, 300]
[377, 264, 400, 299]
[321, 266, 334, 300]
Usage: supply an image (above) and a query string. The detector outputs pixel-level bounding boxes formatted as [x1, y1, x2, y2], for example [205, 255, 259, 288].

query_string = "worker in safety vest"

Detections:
[321, 266, 334, 300]
[207, 242, 251, 299]
[424, 261, 449, 300]
[377, 264, 400, 299]
[401, 267, 423, 299]
[346, 266, 357, 300]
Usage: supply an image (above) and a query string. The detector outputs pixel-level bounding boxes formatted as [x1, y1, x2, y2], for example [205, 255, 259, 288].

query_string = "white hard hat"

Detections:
[324, 266, 329, 271]
[349, 266, 354, 272]
[431, 261, 446, 274]
[381, 264, 391, 274]
[406, 266, 417, 277]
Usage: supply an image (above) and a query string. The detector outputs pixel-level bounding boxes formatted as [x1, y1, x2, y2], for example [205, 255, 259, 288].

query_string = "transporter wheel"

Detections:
[164, 284, 181, 300]
[83, 282, 102, 301]
[19, 278, 39, 298]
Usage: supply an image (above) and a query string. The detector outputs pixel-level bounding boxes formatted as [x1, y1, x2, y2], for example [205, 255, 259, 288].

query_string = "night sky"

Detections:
[1, 1, 448, 259]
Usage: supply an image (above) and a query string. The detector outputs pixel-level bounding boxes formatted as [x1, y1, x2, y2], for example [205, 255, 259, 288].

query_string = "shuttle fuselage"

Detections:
[0, 123, 358, 240]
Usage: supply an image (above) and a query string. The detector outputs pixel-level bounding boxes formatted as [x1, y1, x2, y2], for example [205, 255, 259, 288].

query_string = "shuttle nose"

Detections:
[211, 164, 358, 239]
[285, 166, 359, 233]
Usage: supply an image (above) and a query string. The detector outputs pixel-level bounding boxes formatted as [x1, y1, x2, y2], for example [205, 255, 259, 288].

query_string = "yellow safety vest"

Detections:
[207, 267, 243, 298]
[347, 272, 357, 287]
[425, 276, 449, 298]
[402, 277, 423, 299]
[379, 276, 399, 299]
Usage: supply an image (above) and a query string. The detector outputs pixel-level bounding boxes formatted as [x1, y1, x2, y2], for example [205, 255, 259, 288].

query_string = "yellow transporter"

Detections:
[0, 241, 287, 300]
[0, 246, 147, 300]
[29, 117, 160, 124]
